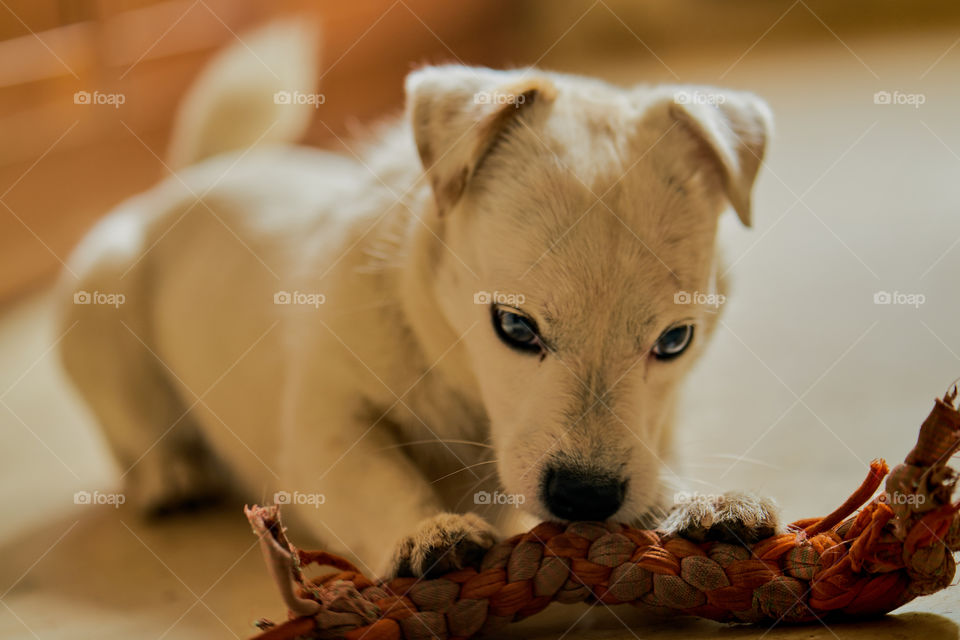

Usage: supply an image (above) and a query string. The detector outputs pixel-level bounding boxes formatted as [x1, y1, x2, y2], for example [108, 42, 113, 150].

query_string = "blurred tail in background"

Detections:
[167, 18, 320, 169]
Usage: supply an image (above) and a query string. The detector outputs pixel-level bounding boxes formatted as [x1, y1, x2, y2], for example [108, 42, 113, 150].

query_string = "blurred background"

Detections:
[3, 1, 960, 638]
[2, 0, 960, 301]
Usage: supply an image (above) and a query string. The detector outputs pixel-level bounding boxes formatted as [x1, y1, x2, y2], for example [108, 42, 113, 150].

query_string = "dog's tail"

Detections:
[168, 18, 320, 168]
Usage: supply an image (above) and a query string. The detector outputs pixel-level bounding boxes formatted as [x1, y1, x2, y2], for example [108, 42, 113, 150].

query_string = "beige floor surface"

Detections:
[3, 23, 960, 640]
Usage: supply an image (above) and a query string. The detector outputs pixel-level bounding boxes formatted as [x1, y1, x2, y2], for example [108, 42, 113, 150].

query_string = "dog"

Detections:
[58, 21, 778, 579]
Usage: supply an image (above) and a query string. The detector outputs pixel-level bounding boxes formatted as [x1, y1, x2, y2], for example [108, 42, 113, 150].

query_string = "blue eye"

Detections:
[493, 307, 542, 354]
[652, 325, 694, 360]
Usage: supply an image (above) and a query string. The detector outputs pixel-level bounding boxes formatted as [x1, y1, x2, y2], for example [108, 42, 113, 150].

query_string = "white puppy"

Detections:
[59, 23, 778, 578]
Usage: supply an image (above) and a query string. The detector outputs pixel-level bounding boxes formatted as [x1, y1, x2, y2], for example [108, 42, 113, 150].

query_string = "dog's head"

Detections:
[406, 66, 770, 523]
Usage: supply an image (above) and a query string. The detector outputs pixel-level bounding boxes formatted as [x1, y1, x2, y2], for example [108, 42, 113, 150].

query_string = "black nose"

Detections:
[542, 466, 626, 521]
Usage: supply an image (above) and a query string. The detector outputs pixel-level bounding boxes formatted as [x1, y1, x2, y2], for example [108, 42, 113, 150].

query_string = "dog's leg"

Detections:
[59, 245, 229, 515]
[659, 491, 780, 545]
[277, 401, 498, 579]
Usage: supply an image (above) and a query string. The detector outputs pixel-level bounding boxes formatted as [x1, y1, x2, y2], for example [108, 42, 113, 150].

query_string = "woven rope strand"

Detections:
[247, 391, 960, 640]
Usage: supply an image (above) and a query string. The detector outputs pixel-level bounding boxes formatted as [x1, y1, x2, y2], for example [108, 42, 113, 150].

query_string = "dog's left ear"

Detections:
[406, 66, 557, 215]
[668, 90, 772, 227]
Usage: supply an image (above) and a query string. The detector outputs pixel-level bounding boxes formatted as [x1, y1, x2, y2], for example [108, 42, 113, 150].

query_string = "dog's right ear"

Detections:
[406, 66, 556, 215]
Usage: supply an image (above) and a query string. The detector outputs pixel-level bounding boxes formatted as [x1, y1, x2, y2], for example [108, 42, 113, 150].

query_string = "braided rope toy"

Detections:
[246, 388, 960, 639]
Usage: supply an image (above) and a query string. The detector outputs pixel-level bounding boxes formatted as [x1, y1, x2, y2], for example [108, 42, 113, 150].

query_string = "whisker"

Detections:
[432, 460, 498, 484]
[662, 475, 726, 492]
[692, 453, 779, 469]
[670, 450, 779, 471]
[380, 439, 494, 451]
[454, 468, 501, 511]
[680, 461, 776, 471]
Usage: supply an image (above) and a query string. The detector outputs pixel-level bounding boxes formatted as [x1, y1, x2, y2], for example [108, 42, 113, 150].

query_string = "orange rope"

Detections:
[246, 392, 960, 639]
[803, 459, 889, 537]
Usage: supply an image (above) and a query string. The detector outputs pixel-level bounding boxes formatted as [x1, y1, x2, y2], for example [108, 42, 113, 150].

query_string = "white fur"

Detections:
[58, 25, 773, 576]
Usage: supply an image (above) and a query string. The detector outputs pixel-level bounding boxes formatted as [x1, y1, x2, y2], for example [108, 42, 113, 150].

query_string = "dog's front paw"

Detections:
[660, 491, 780, 546]
[390, 513, 498, 578]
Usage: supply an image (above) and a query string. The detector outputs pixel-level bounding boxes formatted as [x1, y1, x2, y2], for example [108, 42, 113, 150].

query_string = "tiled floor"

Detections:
[3, 24, 960, 640]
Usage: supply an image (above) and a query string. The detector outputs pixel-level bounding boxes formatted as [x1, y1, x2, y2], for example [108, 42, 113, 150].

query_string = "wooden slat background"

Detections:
[0, 0, 516, 303]
[3, 0, 960, 305]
